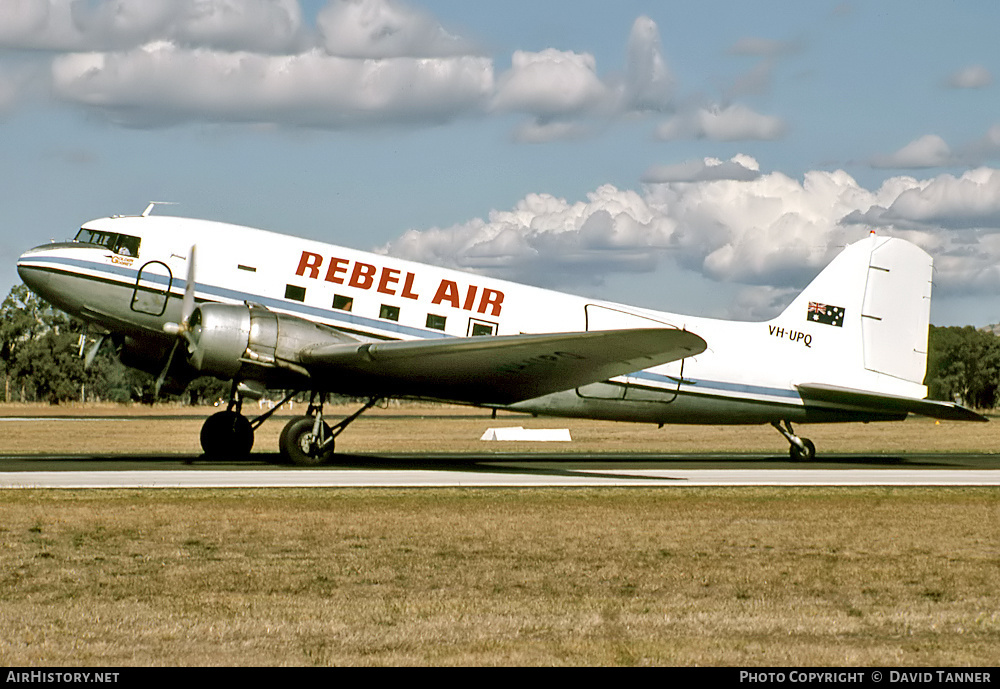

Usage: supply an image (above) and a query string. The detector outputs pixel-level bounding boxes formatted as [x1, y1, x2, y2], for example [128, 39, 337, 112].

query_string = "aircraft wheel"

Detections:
[789, 438, 816, 462]
[279, 416, 335, 466]
[200, 411, 254, 459]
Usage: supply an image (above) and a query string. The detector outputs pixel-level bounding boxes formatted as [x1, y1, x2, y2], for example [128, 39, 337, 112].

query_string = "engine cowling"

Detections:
[185, 303, 358, 382]
[115, 335, 196, 394]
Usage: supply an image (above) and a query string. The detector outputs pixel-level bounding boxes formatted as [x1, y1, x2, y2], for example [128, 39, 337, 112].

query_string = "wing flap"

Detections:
[300, 328, 707, 405]
[797, 383, 987, 422]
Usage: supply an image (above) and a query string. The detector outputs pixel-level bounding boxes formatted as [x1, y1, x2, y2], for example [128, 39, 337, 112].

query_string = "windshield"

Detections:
[74, 228, 140, 257]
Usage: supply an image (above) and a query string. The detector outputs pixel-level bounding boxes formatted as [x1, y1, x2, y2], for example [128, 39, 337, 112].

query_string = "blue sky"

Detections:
[2, 0, 1000, 325]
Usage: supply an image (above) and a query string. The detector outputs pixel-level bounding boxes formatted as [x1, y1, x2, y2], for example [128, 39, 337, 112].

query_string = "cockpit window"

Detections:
[74, 229, 141, 257]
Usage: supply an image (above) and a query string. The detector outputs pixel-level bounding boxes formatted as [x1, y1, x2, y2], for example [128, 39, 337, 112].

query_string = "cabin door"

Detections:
[131, 261, 173, 317]
[575, 304, 684, 403]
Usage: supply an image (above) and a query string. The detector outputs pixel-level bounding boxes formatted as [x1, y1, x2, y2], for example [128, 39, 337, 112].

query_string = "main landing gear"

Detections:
[278, 395, 381, 466]
[198, 383, 380, 465]
[771, 420, 816, 461]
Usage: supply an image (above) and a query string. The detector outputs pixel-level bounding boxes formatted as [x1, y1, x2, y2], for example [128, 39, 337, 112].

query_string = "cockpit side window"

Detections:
[114, 234, 140, 257]
[74, 229, 141, 256]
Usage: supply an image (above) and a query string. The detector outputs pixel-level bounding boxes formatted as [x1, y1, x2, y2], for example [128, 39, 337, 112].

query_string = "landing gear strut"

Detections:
[772, 420, 816, 461]
[198, 383, 380, 464]
[200, 382, 256, 459]
[278, 394, 381, 466]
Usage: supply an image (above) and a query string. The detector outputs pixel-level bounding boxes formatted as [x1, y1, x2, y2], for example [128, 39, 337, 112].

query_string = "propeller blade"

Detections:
[83, 334, 108, 370]
[156, 245, 198, 397]
[181, 244, 196, 324]
[154, 340, 180, 397]
[164, 245, 198, 334]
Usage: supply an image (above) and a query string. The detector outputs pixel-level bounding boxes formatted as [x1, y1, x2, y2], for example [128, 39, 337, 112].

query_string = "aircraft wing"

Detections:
[796, 383, 988, 422]
[299, 328, 707, 405]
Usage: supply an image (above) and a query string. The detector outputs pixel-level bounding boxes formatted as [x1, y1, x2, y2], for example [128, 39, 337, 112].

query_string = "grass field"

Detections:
[1, 400, 998, 455]
[1, 403, 999, 666]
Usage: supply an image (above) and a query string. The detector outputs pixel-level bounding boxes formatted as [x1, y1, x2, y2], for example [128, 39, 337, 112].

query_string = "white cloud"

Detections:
[493, 49, 610, 118]
[962, 124, 1000, 164]
[51, 41, 493, 128]
[871, 134, 956, 169]
[316, 0, 477, 58]
[0, 0, 306, 53]
[878, 168, 1000, 229]
[382, 158, 1000, 308]
[945, 65, 993, 90]
[655, 104, 787, 141]
[641, 155, 761, 183]
[0, 0, 78, 50]
[622, 15, 672, 112]
[4, 2, 684, 136]
[730, 285, 799, 321]
[380, 185, 672, 286]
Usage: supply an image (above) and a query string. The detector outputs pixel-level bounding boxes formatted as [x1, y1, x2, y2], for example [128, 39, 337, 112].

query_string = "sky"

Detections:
[2, 0, 1000, 326]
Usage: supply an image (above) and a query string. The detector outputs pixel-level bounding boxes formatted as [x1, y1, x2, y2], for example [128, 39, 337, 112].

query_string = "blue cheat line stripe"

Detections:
[21, 254, 449, 340]
[21, 254, 802, 403]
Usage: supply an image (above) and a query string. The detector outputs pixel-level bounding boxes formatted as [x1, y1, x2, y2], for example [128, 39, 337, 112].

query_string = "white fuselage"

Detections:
[17, 214, 922, 425]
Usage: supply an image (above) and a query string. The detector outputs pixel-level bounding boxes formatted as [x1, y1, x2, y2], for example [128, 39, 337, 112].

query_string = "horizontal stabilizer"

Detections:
[300, 328, 706, 405]
[797, 383, 988, 422]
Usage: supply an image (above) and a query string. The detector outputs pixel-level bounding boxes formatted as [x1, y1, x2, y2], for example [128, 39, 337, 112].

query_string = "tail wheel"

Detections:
[789, 438, 816, 462]
[200, 410, 254, 459]
[279, 416, 335, 466]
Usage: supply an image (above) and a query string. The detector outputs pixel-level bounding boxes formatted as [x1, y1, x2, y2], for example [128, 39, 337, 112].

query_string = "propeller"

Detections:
[155, 245, 197, 396]
[83, 334, 108, 370]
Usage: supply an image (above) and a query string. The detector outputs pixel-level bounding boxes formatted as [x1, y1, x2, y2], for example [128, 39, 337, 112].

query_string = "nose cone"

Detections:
[16, 245, 52, 295]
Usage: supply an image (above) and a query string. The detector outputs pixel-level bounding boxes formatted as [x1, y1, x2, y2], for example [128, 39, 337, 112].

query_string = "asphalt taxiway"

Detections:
[1, 451, 999, 487]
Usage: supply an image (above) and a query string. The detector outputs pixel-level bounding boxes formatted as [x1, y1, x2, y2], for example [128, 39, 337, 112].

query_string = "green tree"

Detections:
[925, 325, 1000, 409]
[1, 285, 152, 403]
[1, 283, 231, 404]
[1, 285, 86, 402]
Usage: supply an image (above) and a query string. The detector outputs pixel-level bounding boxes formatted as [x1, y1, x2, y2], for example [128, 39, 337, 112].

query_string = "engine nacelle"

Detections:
[115, 335, 196, 394]
[186, 304, 251, 379]
[116, 335, 173, 376]
[185, 303, 357, 382]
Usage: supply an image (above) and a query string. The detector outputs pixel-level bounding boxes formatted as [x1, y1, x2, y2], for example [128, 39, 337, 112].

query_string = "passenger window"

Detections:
[468, 318, 497, 336]
[332, 294, 354, 312]
[379, 304, 400, 321]
[285, 285, 306, 302]
[426, 314, 447, 331]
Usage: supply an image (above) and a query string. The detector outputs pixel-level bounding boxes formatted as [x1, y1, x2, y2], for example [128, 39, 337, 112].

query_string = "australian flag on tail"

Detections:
[807, 301, 845, 327]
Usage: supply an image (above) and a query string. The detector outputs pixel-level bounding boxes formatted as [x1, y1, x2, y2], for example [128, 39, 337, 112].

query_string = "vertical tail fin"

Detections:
[775, 234, 932, 395]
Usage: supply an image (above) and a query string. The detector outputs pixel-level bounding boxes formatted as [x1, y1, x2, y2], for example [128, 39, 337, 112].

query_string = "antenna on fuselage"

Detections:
[142, 201, 177, 217]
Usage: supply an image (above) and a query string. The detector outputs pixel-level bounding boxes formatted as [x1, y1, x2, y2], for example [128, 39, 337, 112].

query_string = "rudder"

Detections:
[775, 234, 933, 392]
[859, 238, 932, 385]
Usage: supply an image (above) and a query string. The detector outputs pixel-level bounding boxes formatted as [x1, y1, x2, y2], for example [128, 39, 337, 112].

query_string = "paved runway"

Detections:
[2, 452, 999, 487]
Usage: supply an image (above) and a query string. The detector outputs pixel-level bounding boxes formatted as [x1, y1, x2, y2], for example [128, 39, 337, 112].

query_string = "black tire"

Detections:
[789, 438, 816, 462]
[279, 416, 335, 466]
[200, 411, 254, 459]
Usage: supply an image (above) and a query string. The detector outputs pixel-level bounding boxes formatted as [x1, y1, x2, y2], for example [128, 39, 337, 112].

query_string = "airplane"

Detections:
[16, 204, 985, 464]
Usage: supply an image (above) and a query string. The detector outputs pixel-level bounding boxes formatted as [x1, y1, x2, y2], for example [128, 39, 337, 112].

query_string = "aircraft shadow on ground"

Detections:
[210, 451, 964, 473]
[1, 452, 980, 478]
[299, 452, 973, 469]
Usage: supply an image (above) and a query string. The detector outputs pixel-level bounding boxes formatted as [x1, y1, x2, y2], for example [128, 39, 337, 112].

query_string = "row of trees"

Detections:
[3, 283, 1000, 408]
[0, 285, 229, 404]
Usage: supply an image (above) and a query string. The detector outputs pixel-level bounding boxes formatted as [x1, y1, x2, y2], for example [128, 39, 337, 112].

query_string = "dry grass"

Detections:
[0, 488, 997, 666]
[0, 401, 997, 455]
[1, 403, 999, 666]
